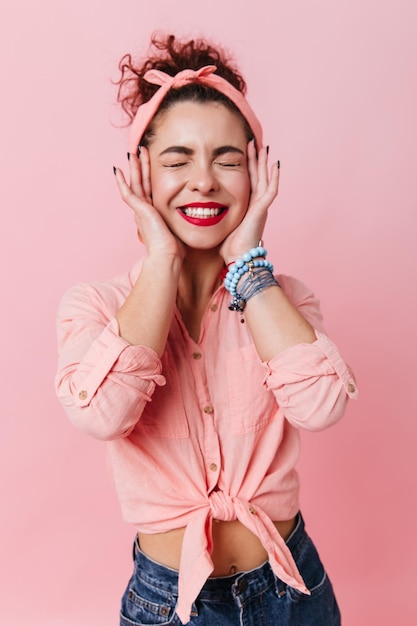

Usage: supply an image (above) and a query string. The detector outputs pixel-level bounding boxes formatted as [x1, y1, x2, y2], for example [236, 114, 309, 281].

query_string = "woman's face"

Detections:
[147, 101, 251, 250]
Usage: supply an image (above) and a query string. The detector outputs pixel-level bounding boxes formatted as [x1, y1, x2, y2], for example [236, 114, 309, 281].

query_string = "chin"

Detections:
[181, 236, 224, 252]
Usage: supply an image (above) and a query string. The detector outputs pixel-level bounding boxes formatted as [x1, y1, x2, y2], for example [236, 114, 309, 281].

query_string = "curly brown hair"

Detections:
[115, 33, 252, 145]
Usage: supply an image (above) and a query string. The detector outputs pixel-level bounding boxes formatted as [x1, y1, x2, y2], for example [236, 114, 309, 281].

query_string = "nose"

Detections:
[187, 162, 219, 194]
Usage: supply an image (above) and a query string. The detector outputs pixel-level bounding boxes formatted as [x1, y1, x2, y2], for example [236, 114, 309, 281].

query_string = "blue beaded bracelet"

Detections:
[224, 246, 273, 296]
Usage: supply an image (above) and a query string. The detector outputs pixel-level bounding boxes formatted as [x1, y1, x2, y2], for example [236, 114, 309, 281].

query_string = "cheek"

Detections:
[150, 172, 180, 208]
[236, 174, 251, 207]
[221, 169, 250, 199]
[245, 179, 251, 202]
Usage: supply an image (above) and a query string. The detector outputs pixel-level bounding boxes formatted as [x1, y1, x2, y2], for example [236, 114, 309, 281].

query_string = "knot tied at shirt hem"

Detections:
[176, 494, 309, 623]
[209, 490, 237, 522]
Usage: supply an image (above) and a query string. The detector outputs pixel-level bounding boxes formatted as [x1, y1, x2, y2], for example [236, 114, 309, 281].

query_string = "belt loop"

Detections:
[132, 535, 139, 561]
[275, 575, 287, 598]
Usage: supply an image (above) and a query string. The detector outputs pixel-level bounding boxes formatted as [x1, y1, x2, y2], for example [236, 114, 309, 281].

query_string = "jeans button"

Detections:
[238, 579, 248, 593]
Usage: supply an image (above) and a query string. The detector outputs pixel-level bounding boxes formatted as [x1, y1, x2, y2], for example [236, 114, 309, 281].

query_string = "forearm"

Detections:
[116, 254, 183, 355]
[243, 284, 316, 361]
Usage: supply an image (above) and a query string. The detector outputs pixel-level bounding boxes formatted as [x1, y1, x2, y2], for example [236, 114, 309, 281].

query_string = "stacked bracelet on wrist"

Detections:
[224, 245, 272, 294]
[223, 245, 280, 321]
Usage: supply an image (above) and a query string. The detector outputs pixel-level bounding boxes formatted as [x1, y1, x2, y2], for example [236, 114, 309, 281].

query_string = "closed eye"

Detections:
[215, 161, 242, 168]
[163, 162, 188, 168]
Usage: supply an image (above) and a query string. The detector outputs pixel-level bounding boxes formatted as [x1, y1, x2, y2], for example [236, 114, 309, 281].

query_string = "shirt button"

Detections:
[78, 390, 88, 400]
[209, 463, 218, 472]
[210, 304, 218, 312]
[192, 352, 202, 360]
[348, 383, 356, 393]
[203, 406, 214, 414]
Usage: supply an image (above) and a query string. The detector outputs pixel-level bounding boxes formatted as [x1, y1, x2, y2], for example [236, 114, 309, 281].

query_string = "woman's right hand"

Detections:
[113, 148, 185, 260]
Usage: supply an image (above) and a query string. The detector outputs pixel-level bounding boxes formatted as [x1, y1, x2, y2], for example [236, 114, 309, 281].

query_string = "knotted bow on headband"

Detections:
[128, 65, 263, 153]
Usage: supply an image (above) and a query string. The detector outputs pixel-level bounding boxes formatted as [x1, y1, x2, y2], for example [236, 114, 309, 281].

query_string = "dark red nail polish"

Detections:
[127, 152, 130, 161]
[113, 166, 117, 175]
[266, 145, 270, 155]
[277, 160, 280, 169]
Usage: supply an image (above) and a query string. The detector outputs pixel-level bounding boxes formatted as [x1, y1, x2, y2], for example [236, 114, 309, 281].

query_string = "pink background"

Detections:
[1, 0, 416, 624]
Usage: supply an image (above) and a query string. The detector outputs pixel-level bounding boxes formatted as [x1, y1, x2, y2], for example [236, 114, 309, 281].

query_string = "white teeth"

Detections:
[182, 207, 223, 218]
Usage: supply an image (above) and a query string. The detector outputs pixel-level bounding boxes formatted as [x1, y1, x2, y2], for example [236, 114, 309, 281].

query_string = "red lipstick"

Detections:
[183, 202, 225, 208]
[177, 202, 228, 227]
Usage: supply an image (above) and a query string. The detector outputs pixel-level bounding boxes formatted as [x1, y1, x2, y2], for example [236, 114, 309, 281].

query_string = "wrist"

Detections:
[223, 239, 267, 266]
[223, 245, 281, 322]
[144, 252, 183, 276]
[224, 246, 269, 292]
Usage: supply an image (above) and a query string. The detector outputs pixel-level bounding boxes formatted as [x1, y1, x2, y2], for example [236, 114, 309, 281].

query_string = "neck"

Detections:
[177, 248, 224, 309]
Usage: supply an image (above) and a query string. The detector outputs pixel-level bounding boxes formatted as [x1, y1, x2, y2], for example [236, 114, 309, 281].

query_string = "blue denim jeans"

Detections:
[120, 513, 341, 625]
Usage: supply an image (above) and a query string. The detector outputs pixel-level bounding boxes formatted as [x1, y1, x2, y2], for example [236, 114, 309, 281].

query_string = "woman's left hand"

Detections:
[220, 141, 279, 263]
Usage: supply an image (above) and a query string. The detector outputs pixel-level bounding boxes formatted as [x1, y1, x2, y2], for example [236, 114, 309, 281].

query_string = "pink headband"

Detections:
[128, 65, 263, 153]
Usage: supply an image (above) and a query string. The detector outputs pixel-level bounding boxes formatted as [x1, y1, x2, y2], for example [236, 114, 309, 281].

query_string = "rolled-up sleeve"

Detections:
[263, 331, 358, 431]
[55, 283, 165, 440]
[262, 275, 358, 432]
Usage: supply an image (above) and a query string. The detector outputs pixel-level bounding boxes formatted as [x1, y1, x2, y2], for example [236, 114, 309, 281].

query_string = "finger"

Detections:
[261, 161, 279, 199]
[274, 161, 280, 195]
[246, 159, 279, 219]
[113, 165, 128, 190]
[255, 146, 270, 194]
[268, 161, 280, 197]
[140, 146, 152, 201]
[114, 166, 144, 210]
[128, 152, 146, 199]
[247, 139, 259, 193]
[258, 162, 279, 209]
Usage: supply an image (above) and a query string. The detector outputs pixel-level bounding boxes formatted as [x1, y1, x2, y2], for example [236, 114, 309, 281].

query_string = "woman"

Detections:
[55, 34, 357, 625]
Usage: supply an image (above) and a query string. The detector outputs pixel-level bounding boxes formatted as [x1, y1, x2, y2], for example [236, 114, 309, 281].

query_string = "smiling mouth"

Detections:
[181, 206, 226, 218]
[177, 203, 229, 226]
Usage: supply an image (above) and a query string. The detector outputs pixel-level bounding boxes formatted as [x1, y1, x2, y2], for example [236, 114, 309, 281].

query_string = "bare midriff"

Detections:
[138, 517, 297, 576]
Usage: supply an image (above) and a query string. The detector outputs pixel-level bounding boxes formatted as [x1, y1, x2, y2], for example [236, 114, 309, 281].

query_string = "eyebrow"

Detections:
[158, 145, 245, 157]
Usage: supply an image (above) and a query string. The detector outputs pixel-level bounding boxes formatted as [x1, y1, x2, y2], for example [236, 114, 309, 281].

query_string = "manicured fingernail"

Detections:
[113, 166, 117, 175]
[127, 152, 130, 161]
[137, 145, 141, 157]
[277, 160, 280, 169]
[266, 145, 270, 155]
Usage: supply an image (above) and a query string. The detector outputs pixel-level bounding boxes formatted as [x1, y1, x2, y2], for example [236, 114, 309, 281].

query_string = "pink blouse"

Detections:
[55, 261, 357, 624]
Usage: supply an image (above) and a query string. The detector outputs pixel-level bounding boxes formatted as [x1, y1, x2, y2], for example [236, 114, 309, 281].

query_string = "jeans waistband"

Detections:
[132, 512, 304, 603]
